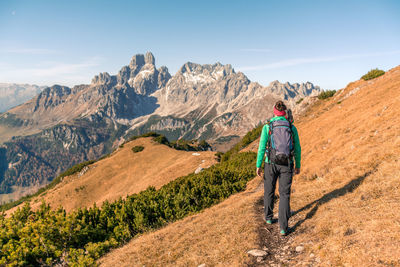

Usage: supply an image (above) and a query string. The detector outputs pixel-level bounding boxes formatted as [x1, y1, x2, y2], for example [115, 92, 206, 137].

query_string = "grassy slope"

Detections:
[6, 137, 216, 214]
[100, 65, 400, 266]
[99, 177, 264, 267]
[287, 66, 400, 266]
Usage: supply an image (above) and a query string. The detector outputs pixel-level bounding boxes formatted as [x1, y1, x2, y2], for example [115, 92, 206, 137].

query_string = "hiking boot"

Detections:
[280, 229, 287, 236]
[263, 217, 273, 225]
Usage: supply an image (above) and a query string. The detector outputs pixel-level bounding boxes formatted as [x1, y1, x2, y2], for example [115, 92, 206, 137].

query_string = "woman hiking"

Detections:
[256, 100, 301, 236]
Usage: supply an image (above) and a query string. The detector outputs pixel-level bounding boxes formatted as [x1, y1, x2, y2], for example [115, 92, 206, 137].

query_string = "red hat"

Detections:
[273, 106, 286, 116]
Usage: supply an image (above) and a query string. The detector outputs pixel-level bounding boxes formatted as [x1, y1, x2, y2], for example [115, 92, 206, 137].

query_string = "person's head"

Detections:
[273, 100, 287, 117]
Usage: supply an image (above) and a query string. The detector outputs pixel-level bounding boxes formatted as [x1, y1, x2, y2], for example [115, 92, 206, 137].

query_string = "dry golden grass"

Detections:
[285, 66, 400, 266]
[99, 66, 400, 266]
[98, 177, 264, 267]
[7, 137, 215, 214]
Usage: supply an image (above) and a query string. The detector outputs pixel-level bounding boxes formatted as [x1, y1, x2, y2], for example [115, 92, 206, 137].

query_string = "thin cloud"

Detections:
[24, 59, 101, 77]
[5, 48, 58, 55]
[0, 57, 103, 86]
[240, 48, 272, 52]
[238, 50, 400, 71]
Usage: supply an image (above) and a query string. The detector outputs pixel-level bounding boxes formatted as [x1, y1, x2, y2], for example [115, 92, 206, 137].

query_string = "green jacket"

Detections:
[256, 116, 301, 168]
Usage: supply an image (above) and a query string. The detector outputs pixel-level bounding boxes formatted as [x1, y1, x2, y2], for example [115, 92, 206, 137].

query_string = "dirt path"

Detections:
[247, 181, 314, 267]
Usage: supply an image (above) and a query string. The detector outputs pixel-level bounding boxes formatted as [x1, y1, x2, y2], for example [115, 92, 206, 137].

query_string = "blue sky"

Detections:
[0, 0, 399, 90]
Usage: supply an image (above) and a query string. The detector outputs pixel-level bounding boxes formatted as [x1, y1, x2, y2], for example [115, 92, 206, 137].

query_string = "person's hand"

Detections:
[256, 167, 263, 177]
[294, 168, 300, 175]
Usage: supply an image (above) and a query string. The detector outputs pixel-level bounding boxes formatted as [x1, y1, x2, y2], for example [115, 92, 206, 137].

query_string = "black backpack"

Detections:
[266, 115, 294, 167]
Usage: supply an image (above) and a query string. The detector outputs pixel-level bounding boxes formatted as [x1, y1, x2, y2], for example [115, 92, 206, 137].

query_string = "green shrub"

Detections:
[0, 152, 256, 265]
[132, 146, 144, 153]
[129, 132, 160, 141]
[318, 90, 336, 100]
[169, 139, 211, 151]
[128, 132, 210, 151]
[153, 135, 169, 145]
[361, 68, 385, 81]
[215, 151, 224, 162]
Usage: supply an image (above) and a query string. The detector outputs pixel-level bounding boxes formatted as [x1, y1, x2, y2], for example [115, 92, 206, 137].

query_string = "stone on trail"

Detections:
[256, 257, 263, 263]
[247, 249, 268, 257]
[295, 245, 304, 252]
[198, 264, 206, 267]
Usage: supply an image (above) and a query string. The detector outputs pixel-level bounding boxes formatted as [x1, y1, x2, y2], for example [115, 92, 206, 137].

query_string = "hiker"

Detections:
[256, 100, 301, 236]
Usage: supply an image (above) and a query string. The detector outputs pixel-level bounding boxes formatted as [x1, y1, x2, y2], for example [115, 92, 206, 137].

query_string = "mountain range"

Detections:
[0, 52, 320, 200]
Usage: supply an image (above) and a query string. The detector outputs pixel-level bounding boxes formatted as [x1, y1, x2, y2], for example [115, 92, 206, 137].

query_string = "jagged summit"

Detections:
[91, 52, 170, 95]
[178, 62, 235, 77]
[129, 51, 155, 67]
[267, 80, 320, 99]
[91, 72, 114, 85]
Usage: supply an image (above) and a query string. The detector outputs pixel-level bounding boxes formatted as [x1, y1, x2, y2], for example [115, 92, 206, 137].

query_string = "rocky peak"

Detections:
[267, 80, 321, 100]
[129, 54, 145, 68]
[157, 66, 171, 88]
[145, 52, 155, 65]
[223, 64, 235, 76]
[33, 85, 72, 111]
[117, 66, 131, 85]
[91, 72, 114, 85]
[176, 62, 236, 84]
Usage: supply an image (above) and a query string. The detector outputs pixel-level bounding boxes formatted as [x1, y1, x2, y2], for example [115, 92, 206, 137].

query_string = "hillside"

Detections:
[6, 137, 216, 214]
[99, 65, 400, 266]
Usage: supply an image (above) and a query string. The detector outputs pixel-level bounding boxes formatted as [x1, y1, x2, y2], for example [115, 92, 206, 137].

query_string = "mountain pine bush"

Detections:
[361, 68, 385, 81]
[0, 151, 256, 265]
[318, 90, 336, 100]
[131, 146, 144, 153]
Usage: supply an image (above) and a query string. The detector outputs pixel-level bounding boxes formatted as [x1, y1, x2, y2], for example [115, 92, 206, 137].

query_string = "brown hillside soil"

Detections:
[7, 138, 215, 214]
[99, 66, 400, 266]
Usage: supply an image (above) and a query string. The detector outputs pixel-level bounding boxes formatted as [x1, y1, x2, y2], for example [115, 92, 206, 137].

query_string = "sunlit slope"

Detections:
[99, 177, 264, 267]
[100, 66, 400, 266]
[286, 66, 400, 266]
[8, 137, 215, 213]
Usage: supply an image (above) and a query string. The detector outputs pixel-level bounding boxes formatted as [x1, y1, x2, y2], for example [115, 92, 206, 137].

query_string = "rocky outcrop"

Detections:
[91, 72, 115, 86]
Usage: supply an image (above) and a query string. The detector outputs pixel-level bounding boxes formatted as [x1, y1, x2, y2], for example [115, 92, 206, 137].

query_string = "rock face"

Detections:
[0, 52, 321, 198]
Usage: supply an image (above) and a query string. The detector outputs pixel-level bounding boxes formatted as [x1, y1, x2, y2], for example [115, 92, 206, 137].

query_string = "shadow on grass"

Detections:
[290, 169, 374, 232]
[249, 170, 374, 266]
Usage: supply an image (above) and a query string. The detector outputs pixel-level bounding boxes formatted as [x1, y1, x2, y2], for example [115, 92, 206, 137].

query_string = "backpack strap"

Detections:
[266, 120, 273, 159]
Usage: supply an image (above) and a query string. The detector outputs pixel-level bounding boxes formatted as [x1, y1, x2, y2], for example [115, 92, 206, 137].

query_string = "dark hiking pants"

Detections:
[264, 163, 293, 232]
